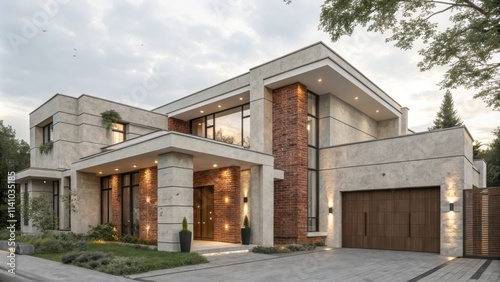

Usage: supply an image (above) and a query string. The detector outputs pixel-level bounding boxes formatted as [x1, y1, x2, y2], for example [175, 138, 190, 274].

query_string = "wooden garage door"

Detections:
[342, 187, 440, 253]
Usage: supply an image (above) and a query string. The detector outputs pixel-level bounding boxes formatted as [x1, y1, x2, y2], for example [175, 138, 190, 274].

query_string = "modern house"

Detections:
[16, 42, 487, 256]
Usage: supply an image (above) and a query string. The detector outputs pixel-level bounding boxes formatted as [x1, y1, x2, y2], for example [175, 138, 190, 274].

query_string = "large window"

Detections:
[122, 172, 139, 236]
[190, 104, 250, 148]
[307, 92, 319, 232]
[101, 177, 112, 224]
[53, 181, 59, 230]
[112, 123, 126, 144]
[43, 123, 53, 144]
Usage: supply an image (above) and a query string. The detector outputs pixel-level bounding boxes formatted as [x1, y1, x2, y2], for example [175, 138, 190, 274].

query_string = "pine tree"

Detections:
[428, 91, 463, 130]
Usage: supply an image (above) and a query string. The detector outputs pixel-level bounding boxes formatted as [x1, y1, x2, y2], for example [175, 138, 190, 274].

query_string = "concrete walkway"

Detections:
[1, 248, 499, 281]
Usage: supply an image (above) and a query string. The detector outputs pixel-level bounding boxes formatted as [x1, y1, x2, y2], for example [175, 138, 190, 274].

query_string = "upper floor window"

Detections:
[112, 123, 126, 144]
[43, 123, 53, 144]
[190, 104, 250, 148]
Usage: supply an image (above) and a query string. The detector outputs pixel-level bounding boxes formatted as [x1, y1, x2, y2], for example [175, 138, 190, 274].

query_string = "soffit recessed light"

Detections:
[218, 105, 222, 108]
[213, 164, 218, 168]
[200, 110, 204, 113]
[318, 78, 322, 82]
[99, 171, 102, 174]
[239, 97, 243, 100]
[133, 164, 137, 168]
[376, 110, 380, 113]
[115, 168, 119, 171]
[154, 160, 158, 164]
[354, 97, 359, 100]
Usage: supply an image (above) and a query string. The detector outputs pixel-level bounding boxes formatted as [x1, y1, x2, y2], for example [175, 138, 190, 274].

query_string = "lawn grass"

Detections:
[32, 242, 208, 275]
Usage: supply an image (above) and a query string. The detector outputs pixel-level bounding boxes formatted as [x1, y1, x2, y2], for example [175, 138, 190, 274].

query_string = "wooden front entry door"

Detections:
[193, 186, 214, 240]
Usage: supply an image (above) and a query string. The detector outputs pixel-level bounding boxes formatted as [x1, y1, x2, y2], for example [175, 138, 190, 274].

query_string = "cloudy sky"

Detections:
[1, 0, 498, 145]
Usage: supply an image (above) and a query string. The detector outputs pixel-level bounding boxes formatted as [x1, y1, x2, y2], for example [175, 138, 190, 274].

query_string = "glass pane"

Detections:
[308, 147, 317, 169]
[207, 127, 214, 139]
[215, 107, 242, 145]
[122, 187, 130, 235]
[243, 117, 250, 148]
[243, 104, 250, 117]
[191, 117, 205, 137]
[132, 173, 139, 185]
[112, 131, 124, 144]
[132, 186, 140, 236]
[308, 93, 317, 116]
[207, 115, 214, 127]
[102, 191, 109, 223]
[308, 170, 317, 218]
[308, 117, 317, 146]
[122, 175, 130, 187]
[112, 123, 124, 131]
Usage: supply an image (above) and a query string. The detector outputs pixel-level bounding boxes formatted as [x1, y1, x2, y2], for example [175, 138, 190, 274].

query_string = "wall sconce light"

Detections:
[243, 197, 248, 203]
[329, 207, 333, 214]
[449, 202, 454, 212]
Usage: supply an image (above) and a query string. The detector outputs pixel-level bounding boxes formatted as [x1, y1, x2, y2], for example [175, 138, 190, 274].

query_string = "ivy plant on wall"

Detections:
[100, 110, 122, 131]
[39, 140, 53, 154]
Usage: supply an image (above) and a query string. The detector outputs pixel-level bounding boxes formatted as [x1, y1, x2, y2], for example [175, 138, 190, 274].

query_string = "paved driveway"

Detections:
[129, 248, 499, 281]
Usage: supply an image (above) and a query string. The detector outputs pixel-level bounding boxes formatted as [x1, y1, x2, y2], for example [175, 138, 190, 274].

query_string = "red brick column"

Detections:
[168, 117, 190, 134]
[139, 167, 158, 241]
[272, 83, 310, 244]
[111, 175, 121, 235]
[194, 166, 241, 243]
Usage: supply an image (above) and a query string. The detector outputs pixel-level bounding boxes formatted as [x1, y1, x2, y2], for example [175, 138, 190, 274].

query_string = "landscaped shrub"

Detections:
[312, 241, 326, 247]
[252, 244, 317, 254]
[61, 251, 113, 266]
[120, 234, 139, 244]
[86, 223, 116, 241]
[22, 236, 87, 254]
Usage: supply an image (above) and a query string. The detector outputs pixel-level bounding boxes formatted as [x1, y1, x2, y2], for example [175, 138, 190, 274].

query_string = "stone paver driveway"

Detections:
[130, 248, 499, 281]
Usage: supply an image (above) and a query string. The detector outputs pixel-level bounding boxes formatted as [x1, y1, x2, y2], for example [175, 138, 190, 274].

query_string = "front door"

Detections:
[193, 186, 214, 240]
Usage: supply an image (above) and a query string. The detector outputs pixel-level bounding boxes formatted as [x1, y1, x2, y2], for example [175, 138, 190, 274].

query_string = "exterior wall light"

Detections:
[449, 202, 454, 212]
[329, 207, 333, 214]
[243, 196, 248, 203]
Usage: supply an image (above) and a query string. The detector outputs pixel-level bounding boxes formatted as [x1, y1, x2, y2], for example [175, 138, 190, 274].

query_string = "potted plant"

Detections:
[179, 217, 192, 252]
[241, 215, 251, 245]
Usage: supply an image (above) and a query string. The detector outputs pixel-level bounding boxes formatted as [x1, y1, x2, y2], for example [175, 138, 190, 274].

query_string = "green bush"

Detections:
[120, 234, 139, 244]
[86, 224, 116, 241]
[20, 236, 87, 254]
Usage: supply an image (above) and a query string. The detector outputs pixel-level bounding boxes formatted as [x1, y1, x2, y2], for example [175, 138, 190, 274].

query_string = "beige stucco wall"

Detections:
[319, 127, 475, 256]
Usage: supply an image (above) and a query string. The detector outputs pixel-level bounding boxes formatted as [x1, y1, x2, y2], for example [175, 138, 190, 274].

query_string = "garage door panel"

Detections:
[342, 187, 440, 253]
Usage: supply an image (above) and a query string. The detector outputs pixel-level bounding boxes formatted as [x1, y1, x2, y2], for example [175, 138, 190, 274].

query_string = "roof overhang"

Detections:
[15, 168, 64, 183]
[73, 131, 274, 177]
[264, 58, 401, 121]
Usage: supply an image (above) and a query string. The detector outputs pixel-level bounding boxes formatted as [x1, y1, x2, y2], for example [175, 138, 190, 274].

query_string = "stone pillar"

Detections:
[250, 164, 274, 246]
[72, 171, 100, 234]
[400, 107, 409, 135]
[157, 152, 194, 252]
[249, 79, 273, 154]
[59, 177, 71, 230]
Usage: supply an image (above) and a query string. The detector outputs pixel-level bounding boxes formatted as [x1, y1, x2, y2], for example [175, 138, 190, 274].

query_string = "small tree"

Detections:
[484, 128, 500, 187]
[429, 91, 463, 130]
[181, 217, 190, 232]
[24, 195, 56, 235]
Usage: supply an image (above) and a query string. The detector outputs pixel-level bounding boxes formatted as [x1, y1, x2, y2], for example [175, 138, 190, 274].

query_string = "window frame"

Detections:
[111, 122, 126, 144]
[307, 92, 319, 232]
[43, 123, 53, 144]
[53, 180, 59, 230]
[100, 176, 112, 224]
[189, 103, 250, 148]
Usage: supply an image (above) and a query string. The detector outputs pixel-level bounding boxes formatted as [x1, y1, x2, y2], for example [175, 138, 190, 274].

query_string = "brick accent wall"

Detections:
[110, 175, 121, 235]
[272, 83, 325, 245]
[139, 167, 158, 241]
[168, 117, 190, 134]
[194, 166, 241, 243]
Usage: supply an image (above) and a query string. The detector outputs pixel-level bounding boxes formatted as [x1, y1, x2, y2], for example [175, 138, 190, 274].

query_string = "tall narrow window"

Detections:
[122, 172, 139, 236]
[67, 177, 71, 229]
[101, 177, 112, 224]
[112, 123, 126, 144]
[307, 92, 319, 232]
[43, 123, 53, 144]
[53, 181, 59, 230]
[23, 183, 29, 226]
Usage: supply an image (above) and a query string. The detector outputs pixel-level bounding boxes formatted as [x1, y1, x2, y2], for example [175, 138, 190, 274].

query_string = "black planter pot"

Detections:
[241, 228, 251, 245]
[179, 231, 192, 253]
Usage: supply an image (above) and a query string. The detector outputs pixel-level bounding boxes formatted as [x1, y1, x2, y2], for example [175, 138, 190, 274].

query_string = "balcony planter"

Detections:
[179, 217, 192, 253]
[241, 215, 251, 245]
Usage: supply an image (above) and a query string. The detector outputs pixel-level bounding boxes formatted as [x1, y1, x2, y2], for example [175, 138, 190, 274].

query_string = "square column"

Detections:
[250, 164, 274, 246]
[157, 152, 194, 252]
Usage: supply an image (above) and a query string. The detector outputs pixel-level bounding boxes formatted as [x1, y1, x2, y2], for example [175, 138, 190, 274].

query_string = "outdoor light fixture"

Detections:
[329, 207, 333, 214]
[243, 197, 248, 203]
[154, 160, 158, 164]
[213, 164, 218, 168]
[449, 202, 454, 212]
[133, 164, 137, 168]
